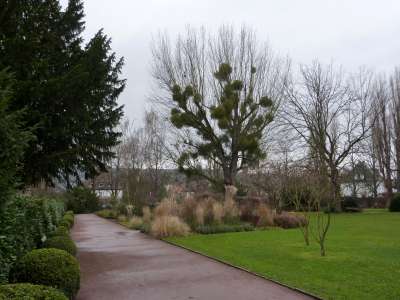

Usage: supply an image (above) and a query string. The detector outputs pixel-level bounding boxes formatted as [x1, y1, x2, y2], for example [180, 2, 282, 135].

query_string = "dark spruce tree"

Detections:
[0, 69, 34, 207]
[0, 0, 125, 186]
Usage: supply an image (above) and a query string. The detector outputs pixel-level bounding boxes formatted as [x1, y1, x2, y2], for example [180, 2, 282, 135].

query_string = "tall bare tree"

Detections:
[151, 26, 290, 192]
[390, 69, 400, 191]
[372, 78, 393, 200]
[143, 109, 168, 201]
[284, 62, 373, 210]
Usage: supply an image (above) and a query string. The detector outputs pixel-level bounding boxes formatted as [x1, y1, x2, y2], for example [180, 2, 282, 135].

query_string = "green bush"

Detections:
[66, 186, 100, 214]
[96, 209, 117, 219]
[0, 195, 65, 283]
[196, 224, 254, 234]
[63, 213, 74, 227]
[51, 225, 70, 237]
[389, 194, 400, 212]
[139, 223, 151, 234]
[0, 283, 67, 300]
[10, 248, 80, 299]
[58, 219, 70, 229]
[43, 236, 77, 256]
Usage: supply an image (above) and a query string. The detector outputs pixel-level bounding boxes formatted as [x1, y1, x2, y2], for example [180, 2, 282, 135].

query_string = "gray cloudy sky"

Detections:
[60, 0, 400, 123]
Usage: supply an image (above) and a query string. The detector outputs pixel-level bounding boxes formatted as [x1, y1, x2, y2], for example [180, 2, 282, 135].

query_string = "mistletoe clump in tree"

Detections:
[170, 63, 275, 188]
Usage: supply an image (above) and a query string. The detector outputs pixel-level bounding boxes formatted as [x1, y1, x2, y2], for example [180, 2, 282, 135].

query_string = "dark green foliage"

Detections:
[0, 69, 33, 206]
[139, 223, 151, 234]
[62, 212, 74, 228]
[59, 219, 71, 229]
[389, 193, 400, 212]
[44, 236, 77, 256]
[195, 224, 254, 234]
[342, 197, 362, 212]
[170, 63, 275, 187]
[0, 0, 125, 186]
[10, 248, 80, 299]
[0, 196, 65, 283]
[52, 226, 70, 238]
[95, 209, 117, 219]
[66, 186, 100, 213]
[0, 283, 67, 300]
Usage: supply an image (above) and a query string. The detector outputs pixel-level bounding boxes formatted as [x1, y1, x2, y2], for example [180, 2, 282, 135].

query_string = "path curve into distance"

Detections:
[71, 214, 314, 300]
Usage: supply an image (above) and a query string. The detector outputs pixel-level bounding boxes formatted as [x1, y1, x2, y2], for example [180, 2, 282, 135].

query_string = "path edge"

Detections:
[162, 238, 323, 300]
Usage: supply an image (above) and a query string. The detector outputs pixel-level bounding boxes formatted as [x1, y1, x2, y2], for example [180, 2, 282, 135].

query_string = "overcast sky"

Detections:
[60, 0, 400, 123]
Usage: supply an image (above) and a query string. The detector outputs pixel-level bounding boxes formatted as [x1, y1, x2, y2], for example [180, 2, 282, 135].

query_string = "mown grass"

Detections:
[167, 210, 400, 299]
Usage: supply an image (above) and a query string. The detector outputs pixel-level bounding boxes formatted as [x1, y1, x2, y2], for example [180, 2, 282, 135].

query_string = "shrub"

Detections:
[274, 212, 307, 229]
[43, 236, 77, 256]
[256, 204, 274, 227]
[142, 206, 152, 224]
[65, 186, 99, 214]
[59, 219, 72, 229]
[10, 248, 80, 299]
[62, 212, 74, 227]
[127, 216, 143, 230]
[0, 195, 64, 283]
[150, 216, 190, 238]
[96, 209, 116, 219]
[389, 193, 400, 212]
[196, 224, 254, 234]
[52, 225, 69, 237]
[342, 196, 362, 212]
[0, 283, 67, 300]
[139, 222, 151, 234]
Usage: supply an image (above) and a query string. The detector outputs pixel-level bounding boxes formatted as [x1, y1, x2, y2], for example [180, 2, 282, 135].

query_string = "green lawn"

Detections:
[167, 210, 400, 300]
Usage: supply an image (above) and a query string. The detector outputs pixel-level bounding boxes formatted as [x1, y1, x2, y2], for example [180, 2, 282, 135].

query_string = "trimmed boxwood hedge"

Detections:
[0, 283, 67, 300]
[52, 225, 70, 237]
[0, 196, 65, 283]
[10, 248, 80, 299]
[43, 236, 77, 256]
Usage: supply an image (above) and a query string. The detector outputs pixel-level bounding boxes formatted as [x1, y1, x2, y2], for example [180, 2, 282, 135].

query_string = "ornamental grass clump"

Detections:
[255, 204, 274, 227]
[150, 216, 190, 238]
[127, 216, 143, 230]
[194, 204, 205, 226]
[211, 201, 224, 224]
[154, 198, 179, 217]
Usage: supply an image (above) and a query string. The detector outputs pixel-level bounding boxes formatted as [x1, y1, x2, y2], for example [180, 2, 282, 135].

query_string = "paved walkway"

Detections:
[71, 214, 314, 300]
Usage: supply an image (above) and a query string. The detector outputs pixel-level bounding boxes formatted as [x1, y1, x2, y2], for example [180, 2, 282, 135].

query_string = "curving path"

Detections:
[71, 214, 314, 300]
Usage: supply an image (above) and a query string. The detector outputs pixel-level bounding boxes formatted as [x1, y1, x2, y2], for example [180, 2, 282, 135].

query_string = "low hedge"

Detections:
[63, 213, 74, 228]
[96, 209, 117, 219]
[0, 283, 67, 300]
[10, 248, 80, 299]
[51, 225, 70, 237]
[43, 236, 77, 256]
[196, 224, 254, 234]
[0, 195, 65, 283]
